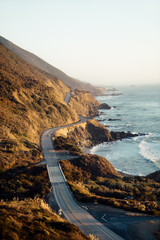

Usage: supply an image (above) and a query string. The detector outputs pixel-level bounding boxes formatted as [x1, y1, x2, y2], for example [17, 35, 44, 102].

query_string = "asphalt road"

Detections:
[41, 116, 124, 240]
[64, 91, 72, 104]
[84, 203, 160, 240]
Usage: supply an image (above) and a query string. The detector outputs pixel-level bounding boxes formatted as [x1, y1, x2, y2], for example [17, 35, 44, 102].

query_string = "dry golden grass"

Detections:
[0, 42, 79, 170]
[0, 164, 50, 200]
[0, 198, 89, 240]
[60, 154, 160, 216]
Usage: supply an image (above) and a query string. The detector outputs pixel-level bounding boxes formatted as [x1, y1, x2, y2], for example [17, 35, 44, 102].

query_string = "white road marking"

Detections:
[102, 213, 108, 222]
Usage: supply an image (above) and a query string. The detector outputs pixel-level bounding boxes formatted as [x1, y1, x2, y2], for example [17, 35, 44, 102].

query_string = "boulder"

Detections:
[98, 103, 111, 110]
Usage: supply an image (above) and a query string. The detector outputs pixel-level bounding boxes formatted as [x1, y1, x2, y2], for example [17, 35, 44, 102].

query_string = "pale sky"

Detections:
[0, 0, 160, 85]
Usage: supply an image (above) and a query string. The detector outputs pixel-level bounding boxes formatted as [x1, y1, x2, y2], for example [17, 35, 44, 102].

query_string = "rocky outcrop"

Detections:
[86, 119, 112, 144]
[110, 131, 140, 140]
[147, 171, 160, 183]
[54, 119, 112, 147]
[54, 119, 141, 148]
[98, 103, 111, 110]
[108, 118, 121, 121]
[110, 93, 122, 96]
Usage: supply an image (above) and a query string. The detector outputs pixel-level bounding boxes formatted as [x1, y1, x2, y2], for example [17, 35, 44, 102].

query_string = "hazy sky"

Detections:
[0, 0, 160, 86]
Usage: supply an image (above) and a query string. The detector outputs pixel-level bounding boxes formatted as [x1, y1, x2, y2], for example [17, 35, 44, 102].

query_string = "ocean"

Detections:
[90, 85, 160, 176]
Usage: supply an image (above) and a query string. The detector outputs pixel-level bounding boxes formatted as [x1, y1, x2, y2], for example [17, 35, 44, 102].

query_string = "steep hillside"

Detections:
[0, 42, 79, 169]
[0, 198, 89, 240]
[0, 42, 95, 238]
[0, 36, 105, 95]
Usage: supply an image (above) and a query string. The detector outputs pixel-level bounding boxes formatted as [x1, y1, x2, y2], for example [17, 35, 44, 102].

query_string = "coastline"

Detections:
[91, 86, 160, 177]
[80, 146, 133, 177]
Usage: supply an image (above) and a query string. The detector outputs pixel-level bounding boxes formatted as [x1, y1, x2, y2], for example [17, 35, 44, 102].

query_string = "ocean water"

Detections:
[90, 85, 160, 176]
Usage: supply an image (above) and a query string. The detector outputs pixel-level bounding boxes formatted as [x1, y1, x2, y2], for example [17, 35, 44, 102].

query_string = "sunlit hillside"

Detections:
[0, 42, 79, 170]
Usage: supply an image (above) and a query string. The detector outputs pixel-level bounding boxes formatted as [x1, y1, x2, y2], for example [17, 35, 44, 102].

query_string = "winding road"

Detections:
[41, 92, 124, 240]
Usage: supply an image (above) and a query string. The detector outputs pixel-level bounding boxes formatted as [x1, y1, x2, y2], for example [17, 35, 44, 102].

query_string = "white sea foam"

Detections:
[139, 138, 160, 164]
[134, 136, 138, 141]
[115, 168, 132, 175]
[90, 144, 102, 154]
[146, 133, 153, 139]
[132, 132, 138, 135]
[115, 168, 143, 176]
[126, 123, 132, 127]
[94, 85, 160, 175]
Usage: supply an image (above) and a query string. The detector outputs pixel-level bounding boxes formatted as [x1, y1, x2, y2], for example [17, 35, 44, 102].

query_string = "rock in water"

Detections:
[98, 103, 111, 110]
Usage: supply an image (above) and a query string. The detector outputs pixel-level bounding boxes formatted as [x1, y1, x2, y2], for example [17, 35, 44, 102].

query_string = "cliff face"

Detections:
[54, 119, 112, 147]
[69, 89, 101, 117]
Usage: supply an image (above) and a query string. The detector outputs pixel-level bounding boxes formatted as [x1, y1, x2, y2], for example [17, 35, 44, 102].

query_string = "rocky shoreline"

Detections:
[54, 117, 142, 150]
[81, 146, 134, 178]
[92, 100, 160, 181]
[54, 95, 159, 181]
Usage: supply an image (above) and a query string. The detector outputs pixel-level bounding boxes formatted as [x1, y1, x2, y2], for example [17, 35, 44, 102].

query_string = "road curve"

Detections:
[41, 116, 124, 240]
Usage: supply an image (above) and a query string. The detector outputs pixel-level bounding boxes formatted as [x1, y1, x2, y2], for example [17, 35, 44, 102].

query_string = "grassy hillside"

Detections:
[0, 36, 105, 96]
[61, 154, 120, 180]
[0, 42, 93, 239]
[0, 164, 50, 200]
[0, 198, 89, 240]
[0, 42, 80, 170]
[60, 155, 160, 215]
[52, 136, 160, 216]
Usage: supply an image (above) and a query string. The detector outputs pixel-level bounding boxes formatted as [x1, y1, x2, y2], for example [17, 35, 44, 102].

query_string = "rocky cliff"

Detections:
[54, 118, 140, 148]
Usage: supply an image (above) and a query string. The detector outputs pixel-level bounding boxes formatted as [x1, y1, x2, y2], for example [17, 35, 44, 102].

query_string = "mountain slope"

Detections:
[0, 36, 104, 95]
[0, 42, 79, 169]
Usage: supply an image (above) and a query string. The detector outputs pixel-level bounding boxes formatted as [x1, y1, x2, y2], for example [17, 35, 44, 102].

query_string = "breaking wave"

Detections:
[90, 144, 102, 154]
[139, 134, 160, 165]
